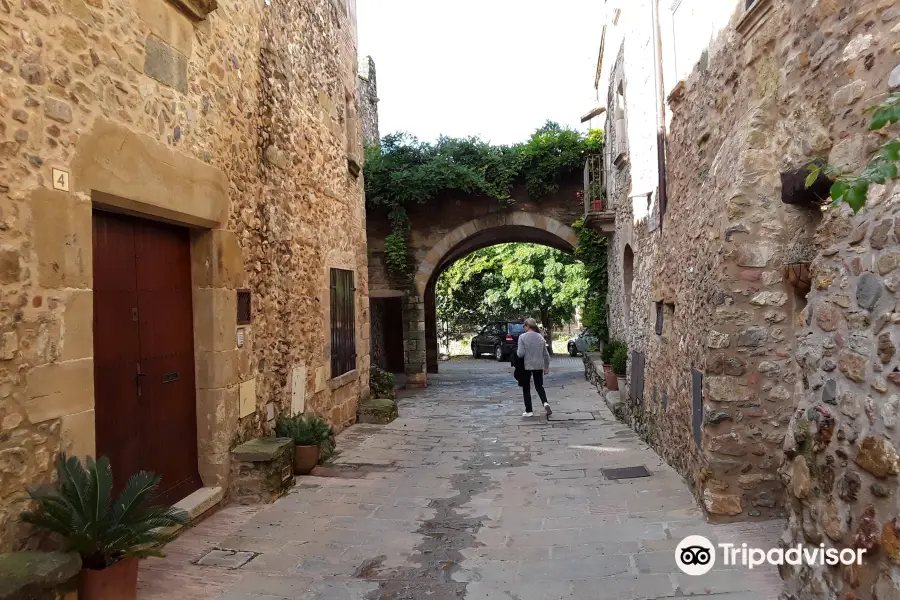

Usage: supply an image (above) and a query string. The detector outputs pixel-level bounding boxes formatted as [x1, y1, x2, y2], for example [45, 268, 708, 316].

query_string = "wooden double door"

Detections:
[92, 210, 202, 505]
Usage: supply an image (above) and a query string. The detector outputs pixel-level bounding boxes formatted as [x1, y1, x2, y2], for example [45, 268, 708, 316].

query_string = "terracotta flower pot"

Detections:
[79, 557, 139, 600]
[294, 444, 320, 475]
[783, 262, 811, 295]
[591, 199, 604, 211]
[603, 364, 618, 390]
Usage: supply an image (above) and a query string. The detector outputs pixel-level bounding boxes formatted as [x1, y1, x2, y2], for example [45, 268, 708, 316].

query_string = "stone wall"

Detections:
[781, 192, 900, 599]
[600, 0, 900, 534]
[358, 55, 379, 148]
[0, 0, 369, 551]
[255, 0, 370, 433]
[773, 2, 900, 596]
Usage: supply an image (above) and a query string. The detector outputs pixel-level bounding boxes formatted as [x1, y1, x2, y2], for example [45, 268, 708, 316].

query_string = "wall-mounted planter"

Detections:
[782, 238, 816, 296]
[780, 161, 832, 207]
[783, 262, 811, 295]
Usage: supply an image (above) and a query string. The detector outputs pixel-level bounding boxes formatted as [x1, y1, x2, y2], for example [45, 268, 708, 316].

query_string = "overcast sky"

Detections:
[357, 1, 605, 146]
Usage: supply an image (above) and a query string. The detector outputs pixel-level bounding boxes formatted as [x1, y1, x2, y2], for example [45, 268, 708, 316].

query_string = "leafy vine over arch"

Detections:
[364, 122, 603, 284]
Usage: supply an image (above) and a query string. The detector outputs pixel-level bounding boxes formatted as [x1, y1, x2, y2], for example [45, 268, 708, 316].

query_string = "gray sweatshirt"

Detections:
[517, 330, 550, 371]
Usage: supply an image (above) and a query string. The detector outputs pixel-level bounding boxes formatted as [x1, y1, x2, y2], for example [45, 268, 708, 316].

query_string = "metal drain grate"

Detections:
[601, 466, 651, 480]
[547, 412, 595, 421]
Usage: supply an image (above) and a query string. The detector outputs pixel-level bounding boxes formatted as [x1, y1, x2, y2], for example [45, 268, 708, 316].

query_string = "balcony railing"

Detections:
[583, 152, 614, 235]
[583, 153, 606, 212]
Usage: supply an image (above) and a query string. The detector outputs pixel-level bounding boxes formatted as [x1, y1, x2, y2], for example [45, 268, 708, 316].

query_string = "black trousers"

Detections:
[522, 370, 548, 412]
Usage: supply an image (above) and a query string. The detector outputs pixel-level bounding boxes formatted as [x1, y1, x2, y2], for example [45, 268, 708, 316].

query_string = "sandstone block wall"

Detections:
[256, 0, 370, 432]
[358, 55, 379, 149]
[0, 0, 369, 551]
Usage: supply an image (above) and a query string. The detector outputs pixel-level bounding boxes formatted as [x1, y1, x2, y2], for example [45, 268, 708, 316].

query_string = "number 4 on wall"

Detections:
[51, 168, 70, 192]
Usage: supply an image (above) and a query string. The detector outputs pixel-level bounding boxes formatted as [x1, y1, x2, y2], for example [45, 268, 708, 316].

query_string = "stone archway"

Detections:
[405, 213, 578, 383]
[414, 213, 578, 295]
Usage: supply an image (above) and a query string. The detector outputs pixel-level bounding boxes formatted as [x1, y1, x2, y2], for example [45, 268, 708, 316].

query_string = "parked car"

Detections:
[471, 321, 549, 362]
[567, 328, 599, 357]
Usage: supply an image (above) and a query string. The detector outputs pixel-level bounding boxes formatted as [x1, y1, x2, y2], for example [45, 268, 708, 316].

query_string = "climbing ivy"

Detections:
[383, 207, 410, 278]
[805, 92, 900, 213]
[365, 122, 603, 283]
[573, 217, 609, 343]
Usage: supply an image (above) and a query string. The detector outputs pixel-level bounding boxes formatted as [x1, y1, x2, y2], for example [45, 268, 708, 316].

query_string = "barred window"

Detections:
[330, 268, 356, 378]
[655, 302, 663, 335]
[692, 368, 703, 449]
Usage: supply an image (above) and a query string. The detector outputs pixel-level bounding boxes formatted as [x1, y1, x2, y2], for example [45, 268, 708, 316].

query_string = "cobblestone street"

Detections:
[140, 357, 783, 600]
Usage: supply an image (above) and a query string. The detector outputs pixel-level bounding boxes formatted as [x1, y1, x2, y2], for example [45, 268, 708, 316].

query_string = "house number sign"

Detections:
[52, 168, 70, 192]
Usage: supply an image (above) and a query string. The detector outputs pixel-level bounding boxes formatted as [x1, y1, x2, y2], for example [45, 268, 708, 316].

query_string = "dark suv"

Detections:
[471, 321, 528, 362]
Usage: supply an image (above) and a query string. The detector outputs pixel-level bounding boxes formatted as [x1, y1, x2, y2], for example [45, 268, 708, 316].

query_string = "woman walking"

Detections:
[516, 318, 552, 417]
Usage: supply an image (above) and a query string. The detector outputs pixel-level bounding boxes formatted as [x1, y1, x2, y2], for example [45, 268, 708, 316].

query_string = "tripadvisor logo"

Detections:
[675, 535, 866, 576]
[676, 536, 716, 576]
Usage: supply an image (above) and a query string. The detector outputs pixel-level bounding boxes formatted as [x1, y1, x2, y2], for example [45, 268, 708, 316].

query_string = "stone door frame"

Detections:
[62, 117, 248, 494]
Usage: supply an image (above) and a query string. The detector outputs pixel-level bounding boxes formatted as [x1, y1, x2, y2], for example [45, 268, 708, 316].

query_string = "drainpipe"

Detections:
[650, 0, 669, 230]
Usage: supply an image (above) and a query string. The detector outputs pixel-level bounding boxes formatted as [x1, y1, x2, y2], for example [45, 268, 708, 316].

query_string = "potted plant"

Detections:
[275, 414, 335, 475]
[600, 342, 619, 391]
[612, 343, 628, 396]
[21, 455, 188, 600]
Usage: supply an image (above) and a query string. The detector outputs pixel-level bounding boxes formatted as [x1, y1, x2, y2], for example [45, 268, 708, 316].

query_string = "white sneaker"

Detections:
[543, 403, 552, 417]
[522, 412, 534, 417]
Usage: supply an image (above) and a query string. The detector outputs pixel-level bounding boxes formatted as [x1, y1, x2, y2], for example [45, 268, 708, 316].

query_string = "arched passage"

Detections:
[410, 214, 578, 377]
[414, 213, 578, 295]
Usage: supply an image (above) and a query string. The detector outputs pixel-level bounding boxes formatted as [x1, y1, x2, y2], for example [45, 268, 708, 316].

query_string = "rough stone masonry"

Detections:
[599, 0, 900, 597]
[0, 0, 369, 551]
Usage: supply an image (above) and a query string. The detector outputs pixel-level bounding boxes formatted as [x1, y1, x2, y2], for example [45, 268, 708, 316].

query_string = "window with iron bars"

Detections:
[330, 268, 356, 378]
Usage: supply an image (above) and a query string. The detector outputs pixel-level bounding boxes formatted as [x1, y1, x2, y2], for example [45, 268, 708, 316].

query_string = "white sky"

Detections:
[357, 1, 605, 146]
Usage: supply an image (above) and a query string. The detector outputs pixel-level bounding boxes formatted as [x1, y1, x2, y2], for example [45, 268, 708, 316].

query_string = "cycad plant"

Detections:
[21, 455, 188, 570]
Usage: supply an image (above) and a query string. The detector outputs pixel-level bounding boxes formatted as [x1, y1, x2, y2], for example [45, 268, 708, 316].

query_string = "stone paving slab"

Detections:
[139, 358, 784, 600]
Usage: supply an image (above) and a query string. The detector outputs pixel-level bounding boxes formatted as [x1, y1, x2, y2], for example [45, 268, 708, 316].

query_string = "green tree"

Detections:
[436, 243, 588, 352]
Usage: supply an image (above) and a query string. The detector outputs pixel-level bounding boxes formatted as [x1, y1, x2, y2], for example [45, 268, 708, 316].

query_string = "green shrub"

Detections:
[21, 455, 188, 570]
[600, 343, 614, 364]
[611, 344, 628, 375]
[275, 414, 334, 449]
[601, 340, 625, 364]
[369, 366, 396, 400]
